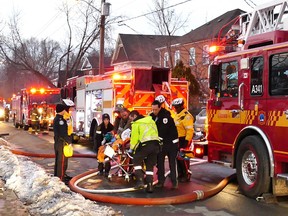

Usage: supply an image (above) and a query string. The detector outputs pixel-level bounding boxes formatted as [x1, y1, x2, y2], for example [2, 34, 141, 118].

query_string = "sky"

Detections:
[0, 0, 269, 44]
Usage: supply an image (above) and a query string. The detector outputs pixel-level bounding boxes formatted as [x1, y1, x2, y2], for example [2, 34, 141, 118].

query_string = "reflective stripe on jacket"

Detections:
[174, 108, 194, 141]
[64, 112, 73, 136]
[130, 116, 159, 150]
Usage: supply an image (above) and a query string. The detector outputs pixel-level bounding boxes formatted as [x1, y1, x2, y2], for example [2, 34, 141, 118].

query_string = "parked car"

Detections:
[194, 108, 207, 133]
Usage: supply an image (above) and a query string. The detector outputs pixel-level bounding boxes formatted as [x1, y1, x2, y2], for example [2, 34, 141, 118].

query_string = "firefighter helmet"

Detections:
[155, 95, 166, 104]
[172, 98, 184, 106]
[41, 101, 47, 105]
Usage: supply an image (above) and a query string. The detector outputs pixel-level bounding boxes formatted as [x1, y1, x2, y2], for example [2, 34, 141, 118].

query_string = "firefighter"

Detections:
[116, 108, 131, 137]
[53, 103, 72, 184]
[151, 99, 179, 189]
[30, 102, 40, 134]
[129, 110, 160, 193]
[40, 101, 49, 133]
[62, 99, 75, 143]
[95, 113, 114, 177]
[171, 98, 194, 183]
[112, 109, 121, 134]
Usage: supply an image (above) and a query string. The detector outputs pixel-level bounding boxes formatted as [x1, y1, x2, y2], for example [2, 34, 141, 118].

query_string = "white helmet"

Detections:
[155, 95, 166, 104]
[63, 99, 75, 107]
[172, 98, 184, 106]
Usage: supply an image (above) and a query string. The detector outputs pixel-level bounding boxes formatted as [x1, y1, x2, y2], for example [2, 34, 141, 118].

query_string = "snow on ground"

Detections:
[0, 141, 121, 216]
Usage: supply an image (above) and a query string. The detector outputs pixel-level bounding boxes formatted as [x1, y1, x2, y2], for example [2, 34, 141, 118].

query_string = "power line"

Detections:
[117, 0, 193, 24]
[243, 0, 255, 9]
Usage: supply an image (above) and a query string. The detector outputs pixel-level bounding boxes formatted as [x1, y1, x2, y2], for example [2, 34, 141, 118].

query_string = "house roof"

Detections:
[112, 34, 180, 65]
[174, 9, 245, 45]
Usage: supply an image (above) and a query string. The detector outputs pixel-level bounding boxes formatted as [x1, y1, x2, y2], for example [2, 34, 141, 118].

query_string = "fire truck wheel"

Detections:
[236, 135, 271, 199]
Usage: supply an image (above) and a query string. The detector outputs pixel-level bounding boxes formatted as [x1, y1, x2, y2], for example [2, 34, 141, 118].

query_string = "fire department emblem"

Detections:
[258, 111, 266, 125]
[59, 120, 64, 125]
[163, 118, 168, 124]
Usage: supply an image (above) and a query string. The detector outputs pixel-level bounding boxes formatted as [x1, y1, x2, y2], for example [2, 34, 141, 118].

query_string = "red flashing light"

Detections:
[30, 88, 37, 94]
[112, 74, 121, 80]
[39, 88, 45, 94]
[209, 45, 225, 53]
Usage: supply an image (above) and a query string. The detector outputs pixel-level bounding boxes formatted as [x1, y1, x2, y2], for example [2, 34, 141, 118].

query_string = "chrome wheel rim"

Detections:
[242, 150, 258, 185]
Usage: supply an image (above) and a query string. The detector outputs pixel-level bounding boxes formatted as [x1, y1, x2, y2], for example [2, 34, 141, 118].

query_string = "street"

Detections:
[1, 120, 288, 216]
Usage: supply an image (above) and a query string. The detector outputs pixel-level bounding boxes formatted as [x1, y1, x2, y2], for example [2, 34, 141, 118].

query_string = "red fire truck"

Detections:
[207, 0, 288, 198]
[12, 87, 61, 130]
[68, 67, 188, 144]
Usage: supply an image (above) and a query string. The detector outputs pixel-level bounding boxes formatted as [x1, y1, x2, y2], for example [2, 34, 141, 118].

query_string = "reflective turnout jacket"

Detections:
[130, 115, 159, 150]
[174, 108, 194, 141]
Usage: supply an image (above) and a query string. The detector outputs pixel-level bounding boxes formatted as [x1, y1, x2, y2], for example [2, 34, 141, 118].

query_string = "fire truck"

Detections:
[207, 0, 288, 199]
[73, 67, 189, 143]
[12, 87, 61, 130]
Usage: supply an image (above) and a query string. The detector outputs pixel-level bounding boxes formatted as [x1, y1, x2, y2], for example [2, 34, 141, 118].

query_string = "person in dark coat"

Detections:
[151, 100, 179, 189]
[53, 103, 71, 183]
[95, 113, 114, 176]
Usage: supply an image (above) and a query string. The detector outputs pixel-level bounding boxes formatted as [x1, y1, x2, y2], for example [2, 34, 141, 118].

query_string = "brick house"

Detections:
[156, 9, 245, 106]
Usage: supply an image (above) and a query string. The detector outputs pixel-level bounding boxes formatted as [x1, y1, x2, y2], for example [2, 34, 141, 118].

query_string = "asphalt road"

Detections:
[1, 120, 288, 216]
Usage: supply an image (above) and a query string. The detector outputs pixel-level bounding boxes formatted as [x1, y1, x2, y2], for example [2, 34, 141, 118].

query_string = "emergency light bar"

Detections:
[29, 88, 60, 94]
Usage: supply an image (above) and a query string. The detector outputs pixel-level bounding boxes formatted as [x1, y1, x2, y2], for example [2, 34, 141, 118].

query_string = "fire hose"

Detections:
[10, 148, 236, 205]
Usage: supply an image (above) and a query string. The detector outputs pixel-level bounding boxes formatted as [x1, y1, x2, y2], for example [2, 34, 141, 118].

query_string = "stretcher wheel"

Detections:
[108, 174, 112, 181]
[125, 174, 129, 182]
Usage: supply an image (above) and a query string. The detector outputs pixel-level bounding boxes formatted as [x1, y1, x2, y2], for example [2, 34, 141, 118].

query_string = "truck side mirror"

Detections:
[209, 64, 220, 90]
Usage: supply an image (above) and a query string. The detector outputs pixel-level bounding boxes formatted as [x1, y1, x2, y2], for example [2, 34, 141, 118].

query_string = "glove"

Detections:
[127, 149, 133, 159]
[128, 149, 133, 154]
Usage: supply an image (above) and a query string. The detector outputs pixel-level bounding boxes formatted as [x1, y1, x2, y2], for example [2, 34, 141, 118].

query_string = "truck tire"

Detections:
[236, 135, 271, 198]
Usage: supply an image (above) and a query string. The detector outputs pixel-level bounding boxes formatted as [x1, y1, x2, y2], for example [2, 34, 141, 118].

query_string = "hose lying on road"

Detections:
[10, 149, 96, 159]
[9, 148, 236, 206]
[68, 169, 236, 205]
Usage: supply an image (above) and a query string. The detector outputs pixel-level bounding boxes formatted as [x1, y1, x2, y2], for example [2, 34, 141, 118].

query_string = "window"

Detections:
[250, 57, 263, 96]
[220, 61, 238, 97]
[174, 50, 180, 66]
[189, 47, 196, 66]
[270, 52, 288, 95]
[202, 45, 209, 65]
[163, 52, 169, 68]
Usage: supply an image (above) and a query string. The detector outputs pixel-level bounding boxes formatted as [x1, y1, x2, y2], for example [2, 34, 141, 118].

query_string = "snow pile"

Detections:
[0, 144, 121, 216]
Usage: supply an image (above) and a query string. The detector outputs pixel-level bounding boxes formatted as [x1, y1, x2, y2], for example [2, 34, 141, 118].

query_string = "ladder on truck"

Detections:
[238, 0, 288, 49]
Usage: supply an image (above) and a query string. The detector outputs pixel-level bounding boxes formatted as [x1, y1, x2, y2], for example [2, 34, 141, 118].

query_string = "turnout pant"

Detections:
[133, 140, 160, 184]
[177, 137, 190, 178]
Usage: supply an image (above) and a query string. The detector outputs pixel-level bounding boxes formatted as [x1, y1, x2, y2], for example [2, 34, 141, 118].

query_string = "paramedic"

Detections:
[129, 110, 160, 193]
[151, 100, 179, 189]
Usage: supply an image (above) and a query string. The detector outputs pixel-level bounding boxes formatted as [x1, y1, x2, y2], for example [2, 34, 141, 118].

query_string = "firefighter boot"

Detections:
[146, 183, 154, 193]
[134, 169, 144, 190]
[98, 163, 104, 175]
[104, 161, 111, 177]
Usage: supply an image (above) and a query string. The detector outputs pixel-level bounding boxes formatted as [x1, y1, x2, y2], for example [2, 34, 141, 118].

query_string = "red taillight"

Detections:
[195, 147, 203, 155]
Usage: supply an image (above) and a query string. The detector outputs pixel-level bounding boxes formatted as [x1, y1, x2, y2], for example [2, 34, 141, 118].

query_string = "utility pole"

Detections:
[99, 0, 110, 75]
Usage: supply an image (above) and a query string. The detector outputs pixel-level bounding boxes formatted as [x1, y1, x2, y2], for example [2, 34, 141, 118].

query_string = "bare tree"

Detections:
[146, 0, 188, 68]
[0, 13, 62, 89]
[59, 0, 118, 85]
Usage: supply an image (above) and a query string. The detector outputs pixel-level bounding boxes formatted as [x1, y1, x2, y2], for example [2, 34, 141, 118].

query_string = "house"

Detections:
[111, 34, 179, 71]
[81, 54, 113, 76]
[156, 9, 245, 104]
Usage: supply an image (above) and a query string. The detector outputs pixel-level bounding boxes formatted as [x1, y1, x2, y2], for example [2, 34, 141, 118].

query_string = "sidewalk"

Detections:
[0, 180, 30, 216]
